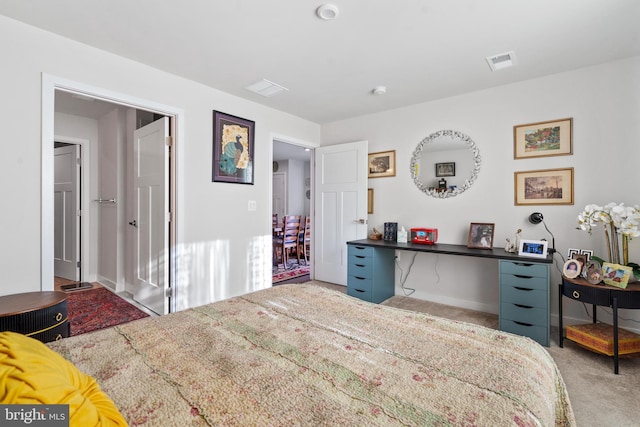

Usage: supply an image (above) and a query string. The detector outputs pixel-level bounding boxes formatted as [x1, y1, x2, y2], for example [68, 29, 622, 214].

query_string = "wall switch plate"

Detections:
[248, 200, 256, 211]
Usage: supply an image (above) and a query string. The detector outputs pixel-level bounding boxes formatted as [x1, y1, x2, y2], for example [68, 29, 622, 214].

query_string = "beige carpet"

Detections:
[306, 281, 640, 427]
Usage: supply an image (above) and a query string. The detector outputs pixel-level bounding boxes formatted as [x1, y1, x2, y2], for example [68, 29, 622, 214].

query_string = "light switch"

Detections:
[248, 200, 257, 211]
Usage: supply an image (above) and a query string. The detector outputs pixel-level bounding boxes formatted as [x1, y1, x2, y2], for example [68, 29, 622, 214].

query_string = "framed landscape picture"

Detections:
[514, 118, 572, 159]
[368, 150, 396, 178]
[435, 162, 455, 177]
[514, 168, 574, 205]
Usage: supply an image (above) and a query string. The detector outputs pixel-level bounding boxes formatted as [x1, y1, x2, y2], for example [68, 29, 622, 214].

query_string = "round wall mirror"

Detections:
[410, 130, 481, 198]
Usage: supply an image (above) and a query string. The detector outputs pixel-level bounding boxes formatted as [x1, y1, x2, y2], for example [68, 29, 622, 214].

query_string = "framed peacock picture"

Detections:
[212, 110, 255, 184]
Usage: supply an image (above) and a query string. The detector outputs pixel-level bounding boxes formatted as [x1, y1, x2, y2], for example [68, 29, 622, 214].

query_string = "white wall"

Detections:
[322, 56, 640, 330]
[0, 16, 320, 309]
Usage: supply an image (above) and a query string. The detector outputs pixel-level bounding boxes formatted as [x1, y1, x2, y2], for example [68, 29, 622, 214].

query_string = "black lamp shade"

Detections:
[529, 212, 544, 224]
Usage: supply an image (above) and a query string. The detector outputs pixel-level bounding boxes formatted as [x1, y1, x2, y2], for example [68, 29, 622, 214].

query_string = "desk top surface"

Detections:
[347, 239, 553, 263]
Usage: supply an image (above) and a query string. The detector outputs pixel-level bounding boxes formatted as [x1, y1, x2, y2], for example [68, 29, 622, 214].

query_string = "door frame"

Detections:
[270, 133, 318, 279]
[41, 74, 183, 313]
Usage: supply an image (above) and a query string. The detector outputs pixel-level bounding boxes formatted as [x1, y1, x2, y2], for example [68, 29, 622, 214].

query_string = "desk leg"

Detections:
[592, 304, 597, 323]
[558, 283, 564, 348]
[613, 297, 619, 375]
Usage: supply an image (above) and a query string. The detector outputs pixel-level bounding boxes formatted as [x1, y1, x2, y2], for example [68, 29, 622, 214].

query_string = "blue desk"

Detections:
[346, 239, 553, 346]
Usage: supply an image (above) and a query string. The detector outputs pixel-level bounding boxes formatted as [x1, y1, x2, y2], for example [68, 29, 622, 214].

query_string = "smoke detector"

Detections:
[372, 86, 387, 95]
[486, 51, 517, 71]
[316, 4, 339, 20]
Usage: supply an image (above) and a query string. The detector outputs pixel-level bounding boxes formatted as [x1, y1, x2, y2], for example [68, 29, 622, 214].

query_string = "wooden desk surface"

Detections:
[0, 291, 67, 317]
[347, 238, 553, 263]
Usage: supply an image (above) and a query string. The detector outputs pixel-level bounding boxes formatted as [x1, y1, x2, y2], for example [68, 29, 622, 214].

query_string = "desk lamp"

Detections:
[529, 212, 556, 254]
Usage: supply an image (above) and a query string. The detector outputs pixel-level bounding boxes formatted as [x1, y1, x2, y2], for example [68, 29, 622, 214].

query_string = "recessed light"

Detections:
[372, 86, 387, 95]
[316, 4, 339, 20]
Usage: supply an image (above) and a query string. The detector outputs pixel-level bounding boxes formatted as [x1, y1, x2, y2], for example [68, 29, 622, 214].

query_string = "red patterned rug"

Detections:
[66, 287, 150, 336]
[272, 264, 310, 283]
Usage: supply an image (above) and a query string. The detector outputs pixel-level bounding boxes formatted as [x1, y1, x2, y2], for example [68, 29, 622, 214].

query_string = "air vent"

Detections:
[486, 51, 517, 71]
[245, 79, 289, 97]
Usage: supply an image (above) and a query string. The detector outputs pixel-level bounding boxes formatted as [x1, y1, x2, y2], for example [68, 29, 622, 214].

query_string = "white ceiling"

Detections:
[2, 1, 638, 124]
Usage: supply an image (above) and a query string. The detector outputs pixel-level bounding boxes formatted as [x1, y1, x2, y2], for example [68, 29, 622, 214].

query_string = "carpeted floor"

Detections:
[66, 287, 150, 336]
[305, 280, 640, 427]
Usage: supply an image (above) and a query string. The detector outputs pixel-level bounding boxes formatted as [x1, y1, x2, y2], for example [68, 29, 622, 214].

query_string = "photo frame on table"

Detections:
[602, 262, 633, 289]
[563, 259, 582, 279]
[467, 223, 495, 249]
[212, 111, 255, 184]
[518, 239, 548, 258]
[367, 188, 374, 214]
[368, 150, 396, 178]
[514, 118, 572, 159]
[435, 162, 455, 177]
[514, 168, 574, 206]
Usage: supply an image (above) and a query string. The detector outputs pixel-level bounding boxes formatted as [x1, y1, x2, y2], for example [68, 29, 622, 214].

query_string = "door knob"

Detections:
[357, 219, 367, 224]
[128, 220, 137, 227]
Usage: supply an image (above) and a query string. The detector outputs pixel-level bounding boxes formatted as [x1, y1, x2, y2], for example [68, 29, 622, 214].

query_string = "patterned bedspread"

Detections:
[49, 284, 574, 426]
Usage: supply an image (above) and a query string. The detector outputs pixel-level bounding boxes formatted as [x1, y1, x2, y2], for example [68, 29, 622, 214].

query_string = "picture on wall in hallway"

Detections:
[212, 110, 255, 184]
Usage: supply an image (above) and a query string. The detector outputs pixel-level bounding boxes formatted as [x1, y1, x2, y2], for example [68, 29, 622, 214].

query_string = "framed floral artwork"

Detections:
[514, 168, 574, 206]
[212, 111, 255, 184]
[514, 118, 572, 159]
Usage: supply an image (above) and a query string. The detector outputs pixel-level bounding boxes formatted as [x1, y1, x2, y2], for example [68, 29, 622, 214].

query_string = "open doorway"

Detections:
[272, 140, 313, 285]
[43, 79, 179, 315]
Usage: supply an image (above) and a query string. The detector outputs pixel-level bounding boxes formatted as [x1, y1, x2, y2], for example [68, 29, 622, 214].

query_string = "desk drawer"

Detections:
[563, 281, 610, 306]
[611, 289, 640, 309]
[501, 302, 547, 326]
[500, 273, 547, 291]
[501, 286, 547, 308]
[348, 245, 373, 258]
[500, 261, 548, 279]
[500, 319, 548, 346]
[348, 255, 373, 278]
[347, 275, 372, 293]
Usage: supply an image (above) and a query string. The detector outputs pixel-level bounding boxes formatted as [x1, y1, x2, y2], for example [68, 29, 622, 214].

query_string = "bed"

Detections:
[45, 283, 574, 426]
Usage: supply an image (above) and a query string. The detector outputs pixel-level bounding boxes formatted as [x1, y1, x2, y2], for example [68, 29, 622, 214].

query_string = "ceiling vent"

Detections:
[486, 51, 517, 71]
[245, 79, 289, 97]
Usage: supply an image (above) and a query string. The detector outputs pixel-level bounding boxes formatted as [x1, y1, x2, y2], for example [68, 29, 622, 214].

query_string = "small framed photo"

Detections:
[367, 188, 374, 214]
[585, 259, 603, 284]
[571, 253, 588, 274]
[514, 168, 574, 206]
[467, 223, 495, 249]
[514, 117, 572, 159]
[518, 239, 548, 258]
[602, 262, 633, 289]
[563, 259, 583, 279]
[368, 150, 396, 178]
[435, 162, 455, 177]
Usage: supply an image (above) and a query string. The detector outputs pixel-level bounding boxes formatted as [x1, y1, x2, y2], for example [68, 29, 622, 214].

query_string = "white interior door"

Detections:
[314, 141, 368, 285]
[54, 144, 80, 281]
[272, 172, 286, 220]
[132, 117, 169, 315]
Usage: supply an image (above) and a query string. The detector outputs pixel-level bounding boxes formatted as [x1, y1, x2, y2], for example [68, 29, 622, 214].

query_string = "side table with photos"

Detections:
[559, 276, 640, 374]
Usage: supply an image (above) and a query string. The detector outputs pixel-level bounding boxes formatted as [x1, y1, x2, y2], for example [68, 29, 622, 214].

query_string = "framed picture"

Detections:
[602, 262, 633, 289]
[585, 259, 603, 284]
[514, 118, 572, 159]
[435, 162, 455, 177]
[563, 259, 582, 279]
[467, 222, 494, 249]
[212, 111, 255, 184]
[514, 168, 574, 206]
[518, 239, 549, 258]
[367, 188, 374, 214]
[368, 150, 396, 178]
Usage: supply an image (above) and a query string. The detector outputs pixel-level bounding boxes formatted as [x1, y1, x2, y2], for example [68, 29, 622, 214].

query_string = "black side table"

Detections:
[559, 277, 640, 374]
[0, 291, 70, 342]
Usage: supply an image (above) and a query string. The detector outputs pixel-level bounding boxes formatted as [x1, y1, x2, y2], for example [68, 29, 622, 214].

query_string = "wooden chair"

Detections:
[299, 216, 311, 264]
[273, 215, 301, 267]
